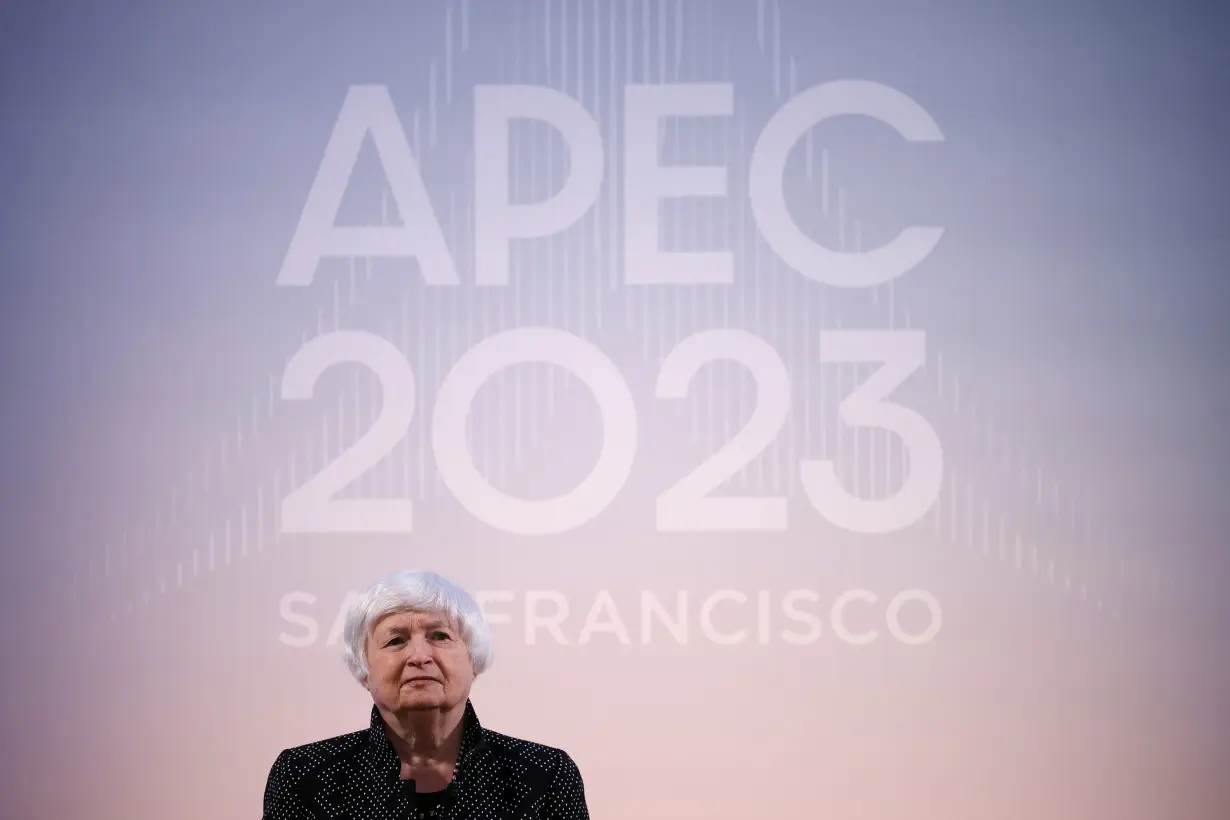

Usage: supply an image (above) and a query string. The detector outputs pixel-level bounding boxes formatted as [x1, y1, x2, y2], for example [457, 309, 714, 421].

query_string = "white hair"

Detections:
[341, 569, 493, 684]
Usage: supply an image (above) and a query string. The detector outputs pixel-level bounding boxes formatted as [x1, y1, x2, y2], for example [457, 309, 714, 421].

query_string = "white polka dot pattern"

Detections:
[262, 699, 590, 819]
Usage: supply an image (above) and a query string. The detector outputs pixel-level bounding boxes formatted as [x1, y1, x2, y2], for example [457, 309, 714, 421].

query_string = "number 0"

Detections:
[432, 327, 639, 535]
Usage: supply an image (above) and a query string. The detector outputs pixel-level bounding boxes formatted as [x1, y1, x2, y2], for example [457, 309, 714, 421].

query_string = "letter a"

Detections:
[277, 85, 459, 286]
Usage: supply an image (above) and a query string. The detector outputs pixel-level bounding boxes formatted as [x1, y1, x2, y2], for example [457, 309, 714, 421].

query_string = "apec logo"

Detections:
[268, 80, 946, 538]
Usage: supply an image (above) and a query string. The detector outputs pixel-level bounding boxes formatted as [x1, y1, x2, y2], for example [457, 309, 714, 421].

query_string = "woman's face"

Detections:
[363, 609, 476, 714]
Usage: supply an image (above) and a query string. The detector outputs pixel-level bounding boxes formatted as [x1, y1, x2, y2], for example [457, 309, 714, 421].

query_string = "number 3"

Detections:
[800, 330, 943, 534]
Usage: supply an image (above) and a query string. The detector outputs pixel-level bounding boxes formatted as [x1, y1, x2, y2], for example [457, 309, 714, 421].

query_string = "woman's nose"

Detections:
[406, 638, 434, 663]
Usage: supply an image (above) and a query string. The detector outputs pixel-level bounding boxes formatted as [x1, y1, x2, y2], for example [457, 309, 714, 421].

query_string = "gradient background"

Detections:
[2, 0, 1229, 818]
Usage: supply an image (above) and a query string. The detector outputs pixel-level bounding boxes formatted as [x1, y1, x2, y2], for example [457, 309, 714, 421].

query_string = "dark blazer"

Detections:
[262, 699, 590, 819]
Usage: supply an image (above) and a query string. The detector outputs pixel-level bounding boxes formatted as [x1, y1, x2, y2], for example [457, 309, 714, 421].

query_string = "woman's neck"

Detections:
[381, 701, 465, 763]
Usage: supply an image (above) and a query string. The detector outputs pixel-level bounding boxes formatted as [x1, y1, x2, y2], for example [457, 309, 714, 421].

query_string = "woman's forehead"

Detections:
[371, 608, 456, 632]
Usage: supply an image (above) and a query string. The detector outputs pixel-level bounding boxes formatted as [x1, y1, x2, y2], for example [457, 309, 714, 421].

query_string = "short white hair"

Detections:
[341, 569, 493, 684]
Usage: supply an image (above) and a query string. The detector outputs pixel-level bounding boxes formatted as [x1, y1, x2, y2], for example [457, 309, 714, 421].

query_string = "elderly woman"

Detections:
[262, 570, 589, 819]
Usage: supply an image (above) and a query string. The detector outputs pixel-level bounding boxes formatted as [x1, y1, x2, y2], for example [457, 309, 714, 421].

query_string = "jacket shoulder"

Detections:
[480, 728, 581, 776]
[478, 728, 588, 816]
[267, 728, 369, 786]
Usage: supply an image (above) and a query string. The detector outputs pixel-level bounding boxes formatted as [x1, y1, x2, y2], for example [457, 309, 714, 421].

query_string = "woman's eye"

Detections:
[386, 636, 405, 646]
[430, 632, 451, 641]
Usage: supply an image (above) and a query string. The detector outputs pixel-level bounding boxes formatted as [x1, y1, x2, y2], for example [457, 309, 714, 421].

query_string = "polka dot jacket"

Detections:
[262, 699, 590, 820]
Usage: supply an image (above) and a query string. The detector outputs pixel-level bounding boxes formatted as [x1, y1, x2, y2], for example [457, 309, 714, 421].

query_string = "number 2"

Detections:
[655, 330, 791, 531]
[280, 331, 417, 534]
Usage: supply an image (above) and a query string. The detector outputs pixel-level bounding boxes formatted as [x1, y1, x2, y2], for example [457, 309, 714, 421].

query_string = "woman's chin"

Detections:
[399, 692, 445, 710]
